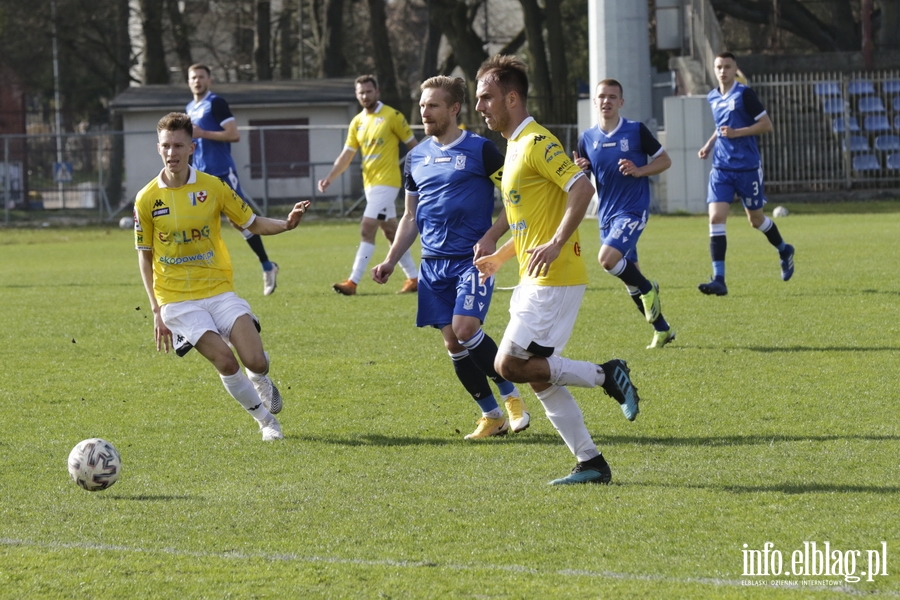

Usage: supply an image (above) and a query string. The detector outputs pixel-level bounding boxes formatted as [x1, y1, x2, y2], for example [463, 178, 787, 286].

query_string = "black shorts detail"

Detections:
[526, 341, 554, 357]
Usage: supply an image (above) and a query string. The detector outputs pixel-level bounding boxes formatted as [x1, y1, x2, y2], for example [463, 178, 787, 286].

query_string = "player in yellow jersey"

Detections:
[134, 112, 310, 441]
[318, 75, 420, 296]
[473, 55, 642, 485]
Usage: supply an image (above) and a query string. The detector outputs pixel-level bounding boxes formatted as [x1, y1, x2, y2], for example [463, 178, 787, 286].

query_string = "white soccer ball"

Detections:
[119, 215, 134, 229]
[772, 206, 789, 218]
[67, 438, 121, 491]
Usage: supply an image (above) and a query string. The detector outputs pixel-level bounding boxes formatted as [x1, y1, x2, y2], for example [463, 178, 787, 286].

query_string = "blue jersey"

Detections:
[707, 82, 767, 171]
[403, 130, 504, 259]
[577, 118, 663, 229]
[186, 92, 240, 179]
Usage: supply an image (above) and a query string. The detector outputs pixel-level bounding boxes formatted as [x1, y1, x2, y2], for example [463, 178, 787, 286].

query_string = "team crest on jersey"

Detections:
[464, 295, 474, 310]
[728, 98, 736, 111]
[189, 190, 208, 206]
[375, 117, 384, 126]
[619, 139, 630, 152]
[454, 155, 466, 170]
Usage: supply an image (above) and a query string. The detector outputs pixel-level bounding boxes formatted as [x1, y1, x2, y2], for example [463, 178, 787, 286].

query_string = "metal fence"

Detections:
[753, 70, 900, 194]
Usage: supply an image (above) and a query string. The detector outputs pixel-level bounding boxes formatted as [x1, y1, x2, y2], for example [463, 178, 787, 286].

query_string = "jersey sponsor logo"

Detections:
[574, 242, 581, 256]
[152, 208, 170, 217]
[454, 155, 466, 170]
[134, 209, 143, 232]
[153, 199, 166, 208]
[531, 134, 547, 145]
[158, 250, 214, 265]
[171, 226, 211, 244]
[510, 219, 527, 231]
[136, 234, 143, 244]
[434, 156, 452, 163]
[602, 141, 617, 148]
[555, 159, 573, 177]
[619, 139, 630, 152]
[505, 189, 521, 205]
[543, 142, 562, 162]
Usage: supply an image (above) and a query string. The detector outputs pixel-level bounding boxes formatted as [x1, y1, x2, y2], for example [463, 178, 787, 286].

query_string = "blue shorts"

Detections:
[600, 213, 647, 262]
[417, 257, 495, 329]
[707, 167, 766, 210]
[216, 168, 247, 202]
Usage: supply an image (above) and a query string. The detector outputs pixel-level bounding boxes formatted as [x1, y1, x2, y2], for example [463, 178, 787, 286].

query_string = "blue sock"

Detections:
[262, 261, 274, 271]
[712, 261, 725, 282]
[497, 379, 516, 397]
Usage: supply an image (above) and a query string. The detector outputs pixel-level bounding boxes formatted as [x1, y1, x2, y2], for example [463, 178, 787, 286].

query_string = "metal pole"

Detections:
[260, 129, 269, 216]
[52, 1, 64, 209]
[3, 137, 9, 226]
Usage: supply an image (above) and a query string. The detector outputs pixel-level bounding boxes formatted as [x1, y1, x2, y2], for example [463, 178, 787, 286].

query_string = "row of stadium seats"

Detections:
[851, 153, 900, 171]
[841, 133, 900, 152]
[822, 95, 899, 114]
[832, 114, 900, 133]
[815, 80, 900, 97]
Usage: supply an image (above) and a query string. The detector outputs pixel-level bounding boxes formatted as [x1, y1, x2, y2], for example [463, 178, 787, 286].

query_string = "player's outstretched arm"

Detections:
[475, 208, 509, 260]
[374, 193, 420, 284]
[246, 201, 310, 235]
[138, 250, 172, 353]
[698, 131, 717, 159]
[318, 148, 356, 192]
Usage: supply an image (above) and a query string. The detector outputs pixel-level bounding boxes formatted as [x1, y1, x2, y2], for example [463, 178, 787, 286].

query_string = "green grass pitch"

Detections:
[1, 204, 898, 598]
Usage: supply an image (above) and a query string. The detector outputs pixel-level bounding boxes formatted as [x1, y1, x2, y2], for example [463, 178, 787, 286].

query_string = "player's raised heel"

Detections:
[332, 279, 357, 295]
[397, 277, 418, 294]
[640, 281, 661, 323]
[503, 393, 531, 433]
[780, 244, 795, 281]
[549, 455, 612, 485]
[599, 359, 640, 421]
[263, 262, 278, 296]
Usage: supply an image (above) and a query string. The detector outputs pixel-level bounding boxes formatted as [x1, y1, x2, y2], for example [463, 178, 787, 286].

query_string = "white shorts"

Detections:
[363, 185, 400, 220]
[160, 292, 258, 357]
[498, 284, 585, 359]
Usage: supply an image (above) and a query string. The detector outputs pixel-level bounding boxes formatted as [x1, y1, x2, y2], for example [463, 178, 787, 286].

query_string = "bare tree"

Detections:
[367, 0, 404, 111]
[140, 0, 169, 83]
[166, 0, 193, 80]
[256, 0, 273, 79]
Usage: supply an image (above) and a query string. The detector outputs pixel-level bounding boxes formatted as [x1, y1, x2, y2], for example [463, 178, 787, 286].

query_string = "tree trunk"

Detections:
[107, 0, 132, 207]
[256, 0, 272, 80]
[518, 0, 553, 119]
[366, 0, 404, 112]
[278, 6, 294, 79]
[140, 0, 168, 83]
[321, 0, 347, 76]
[878, 0, 900, 50]
[543, 0, 569, 123]
[165, 0, 193, 81]
[430, 0, 488, 81]
[420, 0, 442, 81]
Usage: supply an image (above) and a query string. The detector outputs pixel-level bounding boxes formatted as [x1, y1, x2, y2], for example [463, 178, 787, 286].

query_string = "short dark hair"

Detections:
[597, 78, 624, 96]
[421, 76, 467, 109]
[716, 51, 737, 62]
[476, 55, 529, 100]
[188, 63, 211, 76]
[157, 112, 193, 137]
[355, 74, 378, 89]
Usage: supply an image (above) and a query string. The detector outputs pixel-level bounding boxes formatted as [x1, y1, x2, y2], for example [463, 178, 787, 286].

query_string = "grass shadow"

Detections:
[295, 432, 565, 447]
[623, 481, 900, 495]
[601, 434, 900, 447]
[103, 494, 195, 501]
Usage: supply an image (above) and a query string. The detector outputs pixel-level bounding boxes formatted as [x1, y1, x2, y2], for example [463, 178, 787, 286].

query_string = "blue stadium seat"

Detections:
[865, 115, 891, 131]
[887, 154, 900, 170]
[821, 97, 845, 114]
[893, 96, 900, 111]
[857, 96, 886, 113]
[832, 117, 859, 133]
[883, 80, 900, 94]
[843, 135, 869, 152]
[848, 80, 875, 95]
[895, 115, 900, 130]
[852, 154, 880, 171]
[814, 81, 841, 96]
[875, 135, 900, 151]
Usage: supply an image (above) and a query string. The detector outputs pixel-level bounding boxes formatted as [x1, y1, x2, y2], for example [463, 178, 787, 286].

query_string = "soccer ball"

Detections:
[119, 215, 134, 229]
[67, 438, 121, 491]
[772, 206, 789, 218]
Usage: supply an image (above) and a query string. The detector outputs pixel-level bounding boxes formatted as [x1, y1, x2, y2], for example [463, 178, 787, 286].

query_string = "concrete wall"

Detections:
[661, 95, 714, 214]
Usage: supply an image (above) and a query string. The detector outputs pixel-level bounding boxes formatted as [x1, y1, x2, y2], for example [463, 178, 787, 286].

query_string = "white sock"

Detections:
[349, 241, 376, 284]
[535, 385, 600, 462]
[546, 355, 604, 388]
[397, 249, 417, 279]
[245, 351, 270, 381]
[220, 371, 271, 422]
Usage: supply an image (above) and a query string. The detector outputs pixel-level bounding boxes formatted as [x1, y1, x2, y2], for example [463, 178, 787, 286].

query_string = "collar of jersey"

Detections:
[158, 166, 198, 188]
[598, 117, 624, 137]
[510, 116, 535, 140]
[434, 129, 467, 151]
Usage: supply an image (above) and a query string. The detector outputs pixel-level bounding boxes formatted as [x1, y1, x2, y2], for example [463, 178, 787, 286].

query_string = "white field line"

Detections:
[2, 537, 896, 595]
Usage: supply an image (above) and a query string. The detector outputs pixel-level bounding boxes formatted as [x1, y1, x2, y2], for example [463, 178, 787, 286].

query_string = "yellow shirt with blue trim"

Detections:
[134, 167, 255, 305]
[344, 101, 415, 189]
[502, 117, 588, 287]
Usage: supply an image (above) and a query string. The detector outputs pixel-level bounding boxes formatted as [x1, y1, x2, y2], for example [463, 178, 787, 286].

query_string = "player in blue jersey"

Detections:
[372, 76, 529, 440]
[697, 52, 794, 296]
[575, 79, 675, 350]
[186, 64, 280, 296]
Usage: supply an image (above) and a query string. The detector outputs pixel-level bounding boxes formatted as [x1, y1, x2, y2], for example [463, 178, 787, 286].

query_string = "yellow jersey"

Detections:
[134, 168, 254, 305]
[502, 118, 588, 287]
[344, 102, 415, 189]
